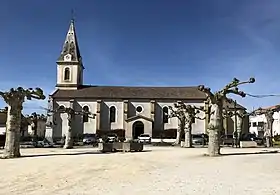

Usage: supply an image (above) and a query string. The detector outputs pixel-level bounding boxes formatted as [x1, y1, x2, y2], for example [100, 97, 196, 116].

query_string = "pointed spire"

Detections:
[57, 18, 82, 63]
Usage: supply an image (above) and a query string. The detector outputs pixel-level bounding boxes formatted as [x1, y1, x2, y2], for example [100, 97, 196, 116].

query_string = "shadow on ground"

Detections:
[1, 149, 152, 159]
[202, 150, 279, 157]
[221, 150, 279, 156]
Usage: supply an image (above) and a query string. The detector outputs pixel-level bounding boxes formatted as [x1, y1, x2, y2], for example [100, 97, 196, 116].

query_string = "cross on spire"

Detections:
[71, 9, 75, 23]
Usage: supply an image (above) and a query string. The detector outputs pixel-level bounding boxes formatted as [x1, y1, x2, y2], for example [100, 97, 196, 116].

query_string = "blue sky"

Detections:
[1, 0, 280, 114]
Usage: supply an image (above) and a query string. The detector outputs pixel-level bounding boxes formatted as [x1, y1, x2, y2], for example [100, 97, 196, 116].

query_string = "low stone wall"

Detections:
[240, 141, 257, 148]
[98, 142, 144, 152]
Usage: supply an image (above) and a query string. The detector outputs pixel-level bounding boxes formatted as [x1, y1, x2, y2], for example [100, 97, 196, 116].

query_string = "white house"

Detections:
[0, 112, 6, 135]
[249, 105, 280, 137]
[46, 19, 248, 141]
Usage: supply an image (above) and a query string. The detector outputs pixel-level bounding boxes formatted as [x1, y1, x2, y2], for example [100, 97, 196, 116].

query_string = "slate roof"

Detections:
[224, 100, 246, 110]
[51, 85, 207, 100]
[57, 20, 82, 64]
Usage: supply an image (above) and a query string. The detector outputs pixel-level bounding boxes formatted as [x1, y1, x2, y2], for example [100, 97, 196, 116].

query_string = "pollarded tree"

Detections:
[0, 87, 45, 158]
[26, 112, 47, 144]
[226, 108, 255, 147]
[168, 102, 204, 147]
[253, 106, 280, 147]
[46, 103, 96, 149]
[182, 105, 205, 148]
[198, 78, 255, 156]
[168, 101, 186, 145]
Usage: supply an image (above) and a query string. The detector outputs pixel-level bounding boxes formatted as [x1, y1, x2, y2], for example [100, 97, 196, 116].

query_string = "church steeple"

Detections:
[57, 19, 83, 67]
[56, 19, 84, 90]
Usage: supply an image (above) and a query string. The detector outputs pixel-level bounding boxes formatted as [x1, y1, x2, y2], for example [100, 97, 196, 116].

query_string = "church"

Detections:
[46, 20, 248, 141]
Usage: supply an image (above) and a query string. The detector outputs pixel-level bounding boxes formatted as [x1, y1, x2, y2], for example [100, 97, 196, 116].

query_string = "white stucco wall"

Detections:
[156, 101, 205, 134]
[78, 101, 97, 134]
[249, 111, 280, 136]
[156, 102, 178, 130]
[51, 100, 98, 138]
[0, 126, 5, 135]
[56, 64, 83, 89]
[103, 101, 124, 130]
[50, 99, 206, 139]
[130, 101, 151, 118]
[52, 101, 70, 138]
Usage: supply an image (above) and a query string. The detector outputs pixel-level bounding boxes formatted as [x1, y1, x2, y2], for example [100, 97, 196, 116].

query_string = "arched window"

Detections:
[163, 106, 169, 123]
[83, 106, 89, 123]
[64, 67, 70, 81]
[110, 106, 116, 123]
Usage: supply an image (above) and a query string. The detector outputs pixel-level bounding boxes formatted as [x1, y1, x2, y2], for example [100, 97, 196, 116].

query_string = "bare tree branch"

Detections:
[198, 85, 214, 102]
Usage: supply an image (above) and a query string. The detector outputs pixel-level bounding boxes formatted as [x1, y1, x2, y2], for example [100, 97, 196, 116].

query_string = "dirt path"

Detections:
[0, 146, 279, 195]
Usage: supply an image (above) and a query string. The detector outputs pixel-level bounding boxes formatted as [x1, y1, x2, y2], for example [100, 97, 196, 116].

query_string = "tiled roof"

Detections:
[51, 85, 207, 100]
[262, 104, 280, 111]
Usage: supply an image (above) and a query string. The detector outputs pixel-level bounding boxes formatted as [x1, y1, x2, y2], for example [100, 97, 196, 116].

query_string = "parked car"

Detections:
[107, 133, 119, 143]
[192, 134, 208, 145]
[83, 134, 97, 145]
[221, 134, 234, 146]
[242, 133, 264, 145]
[138, 134, 151, 144]
[252, 137, 264, 145]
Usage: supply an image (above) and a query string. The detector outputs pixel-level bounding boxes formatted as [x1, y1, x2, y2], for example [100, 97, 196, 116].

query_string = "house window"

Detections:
[64, 67, 70, 81]
[83, 106, 89, 123]
[163, 107, 169, 123]
[110, 106, 116, 123]
[252, 122, 257, 127]
[258, 122, 264, 127]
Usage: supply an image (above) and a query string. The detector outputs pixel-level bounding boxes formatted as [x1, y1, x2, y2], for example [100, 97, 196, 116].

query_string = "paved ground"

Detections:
[0, 146, 279, 195]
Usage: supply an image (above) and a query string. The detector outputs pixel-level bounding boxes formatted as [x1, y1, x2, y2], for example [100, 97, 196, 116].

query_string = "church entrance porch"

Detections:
[125, 114, 153, 140]
[132, 121, 144, 139]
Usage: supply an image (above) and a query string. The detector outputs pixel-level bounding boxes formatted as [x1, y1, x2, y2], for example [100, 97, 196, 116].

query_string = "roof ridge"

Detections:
[81, 85, 198, 88]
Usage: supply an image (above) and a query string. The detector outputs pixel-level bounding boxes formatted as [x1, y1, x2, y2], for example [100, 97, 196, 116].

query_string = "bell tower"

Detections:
[56, 19, 84, 90]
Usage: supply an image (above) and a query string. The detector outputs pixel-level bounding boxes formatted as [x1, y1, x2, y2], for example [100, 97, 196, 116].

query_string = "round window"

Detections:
[136, 106, 143, 113]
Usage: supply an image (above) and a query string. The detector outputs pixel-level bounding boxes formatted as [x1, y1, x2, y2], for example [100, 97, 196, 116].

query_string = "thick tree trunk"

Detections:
[207, 103, 222, 156]
[32, 128, 38, 143]
[183, 127, 192, 148]
[63, 126, 73, 149]
[237, 131, 241, 148]
[175, 128, 182, 145]
[208, 129, 220, 156]
[266, 136, 271, 147]
[2, 106, 21, 158]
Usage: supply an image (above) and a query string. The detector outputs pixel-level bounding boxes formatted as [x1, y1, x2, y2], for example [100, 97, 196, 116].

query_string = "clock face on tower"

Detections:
[64, 54, 72, 61]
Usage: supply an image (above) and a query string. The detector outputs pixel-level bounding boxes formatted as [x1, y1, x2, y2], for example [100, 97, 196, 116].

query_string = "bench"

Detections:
[240, 141, 257, 148]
